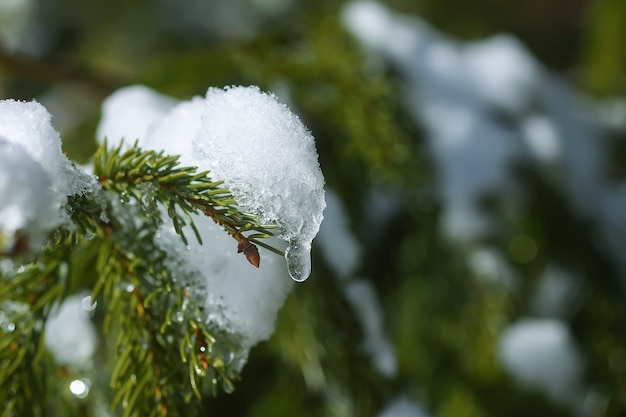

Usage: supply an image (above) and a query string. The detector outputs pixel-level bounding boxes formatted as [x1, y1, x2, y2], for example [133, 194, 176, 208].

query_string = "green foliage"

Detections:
[93, 140, 282, 259]
[0, 141, 280, 417]
[582, 0, 626, 96]
[2, 1, 626, 416]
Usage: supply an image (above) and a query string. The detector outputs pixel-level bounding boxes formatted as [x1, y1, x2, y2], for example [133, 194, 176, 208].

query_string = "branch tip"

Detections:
[238, 242, 260, 268]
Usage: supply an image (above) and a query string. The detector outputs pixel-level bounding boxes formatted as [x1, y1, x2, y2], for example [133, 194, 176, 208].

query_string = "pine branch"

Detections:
[2, 140, 287, 416]
[92, 139, 284, 267]
[93, 222, 239, 417]
[0, 233, 77, 416]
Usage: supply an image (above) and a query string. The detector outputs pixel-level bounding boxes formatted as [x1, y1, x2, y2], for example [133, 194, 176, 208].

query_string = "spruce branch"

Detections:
[93, 224, 239, 417]
[92, 139, 283, 267]
[1, 139, 287, 416]
[0, 233, 78, 416]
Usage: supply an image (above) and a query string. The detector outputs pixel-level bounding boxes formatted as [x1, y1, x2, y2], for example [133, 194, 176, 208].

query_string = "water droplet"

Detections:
[99, 210, 110, 223]
[173, 311, 184, 323]
[69, 378, 90, 399]
[2, 322, 15, 333]
[195, 365, 206, 376]
[81, 296, 97, 311]
[121, 282, 135, 292]
[198, 345, 207, 353]
[285, 239, 312, 282]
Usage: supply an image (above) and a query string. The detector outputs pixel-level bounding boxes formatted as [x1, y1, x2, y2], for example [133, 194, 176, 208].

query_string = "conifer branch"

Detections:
[92, 140, 284, 267]
[0, 233, 78, 416]
[1, 140, 286, 416]
[93, 224, 239, 416]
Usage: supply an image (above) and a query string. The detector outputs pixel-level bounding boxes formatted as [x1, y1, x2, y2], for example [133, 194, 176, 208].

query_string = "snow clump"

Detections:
[97, 84, 325, 366]
[0, 99, 94, 251]
[97, 85, 326, 282]
[498, 318, 585, 408]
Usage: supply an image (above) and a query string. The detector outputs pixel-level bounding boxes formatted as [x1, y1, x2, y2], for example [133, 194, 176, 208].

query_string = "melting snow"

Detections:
[97, 84, 325, 363]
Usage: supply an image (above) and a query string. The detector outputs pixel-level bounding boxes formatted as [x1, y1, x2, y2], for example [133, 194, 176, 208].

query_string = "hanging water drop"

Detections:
[285, 239, 312, 282]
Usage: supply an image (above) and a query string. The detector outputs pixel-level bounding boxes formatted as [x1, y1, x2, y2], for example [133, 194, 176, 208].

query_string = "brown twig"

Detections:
[200, 204, 260, 268]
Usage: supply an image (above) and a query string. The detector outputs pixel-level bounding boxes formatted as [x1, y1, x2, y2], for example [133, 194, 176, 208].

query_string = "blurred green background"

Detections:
[1, 0, 625, 416]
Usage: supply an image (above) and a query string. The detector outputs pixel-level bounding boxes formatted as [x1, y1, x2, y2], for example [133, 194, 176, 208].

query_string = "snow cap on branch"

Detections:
[0, 99, 93, 250]
[98, 85, 326, 281]
[194, 86, 326, 282]
[98, 84, 325, 364]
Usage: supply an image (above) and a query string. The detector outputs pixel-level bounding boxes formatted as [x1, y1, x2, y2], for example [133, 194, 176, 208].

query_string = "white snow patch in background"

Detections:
[316, 189, 361, 280]
[0, 99, 94, 249]
[530, 264, 584, 319]
[343, 1, 528, 244]
[344, 280, 397, 377]
[316, 189, 397, 377]
[378, 396, 431, 417]
[467, 246, 518, 289]
[342, 0, 626, 286]
[498, 318, 585, 408]
[520, 114, 562, 163]
[45, 293, 97, 367]
[97, 84, 325, 362]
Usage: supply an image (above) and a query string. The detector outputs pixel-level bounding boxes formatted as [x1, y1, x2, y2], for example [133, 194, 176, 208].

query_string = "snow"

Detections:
[97, 84, 325, 364]
[520, 114, 561, 163]
[0, 99, 94, 250]
[98, 85, 325, 282]
[195, 86, 326, 282]
[530, 264, 584, 319]
[0, 99, 93, 198]
[342, 1, 528, 244]
[155, 215, 291, 368]
[497, 318, 585, 408]
[316, 189, 361, 280]
[467, 246, 518, 289]
[45, 293, 98, 367]
[342, 0, 626, 289]
[342, 3, 622, 407]
[463, 35, 540, 114]
[144, 96, 205, 168]
[344, 280, 397, 377]
[316, 189, 396, 377]
[96, 85, 178, 148]
[0, 138, 54, 248]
